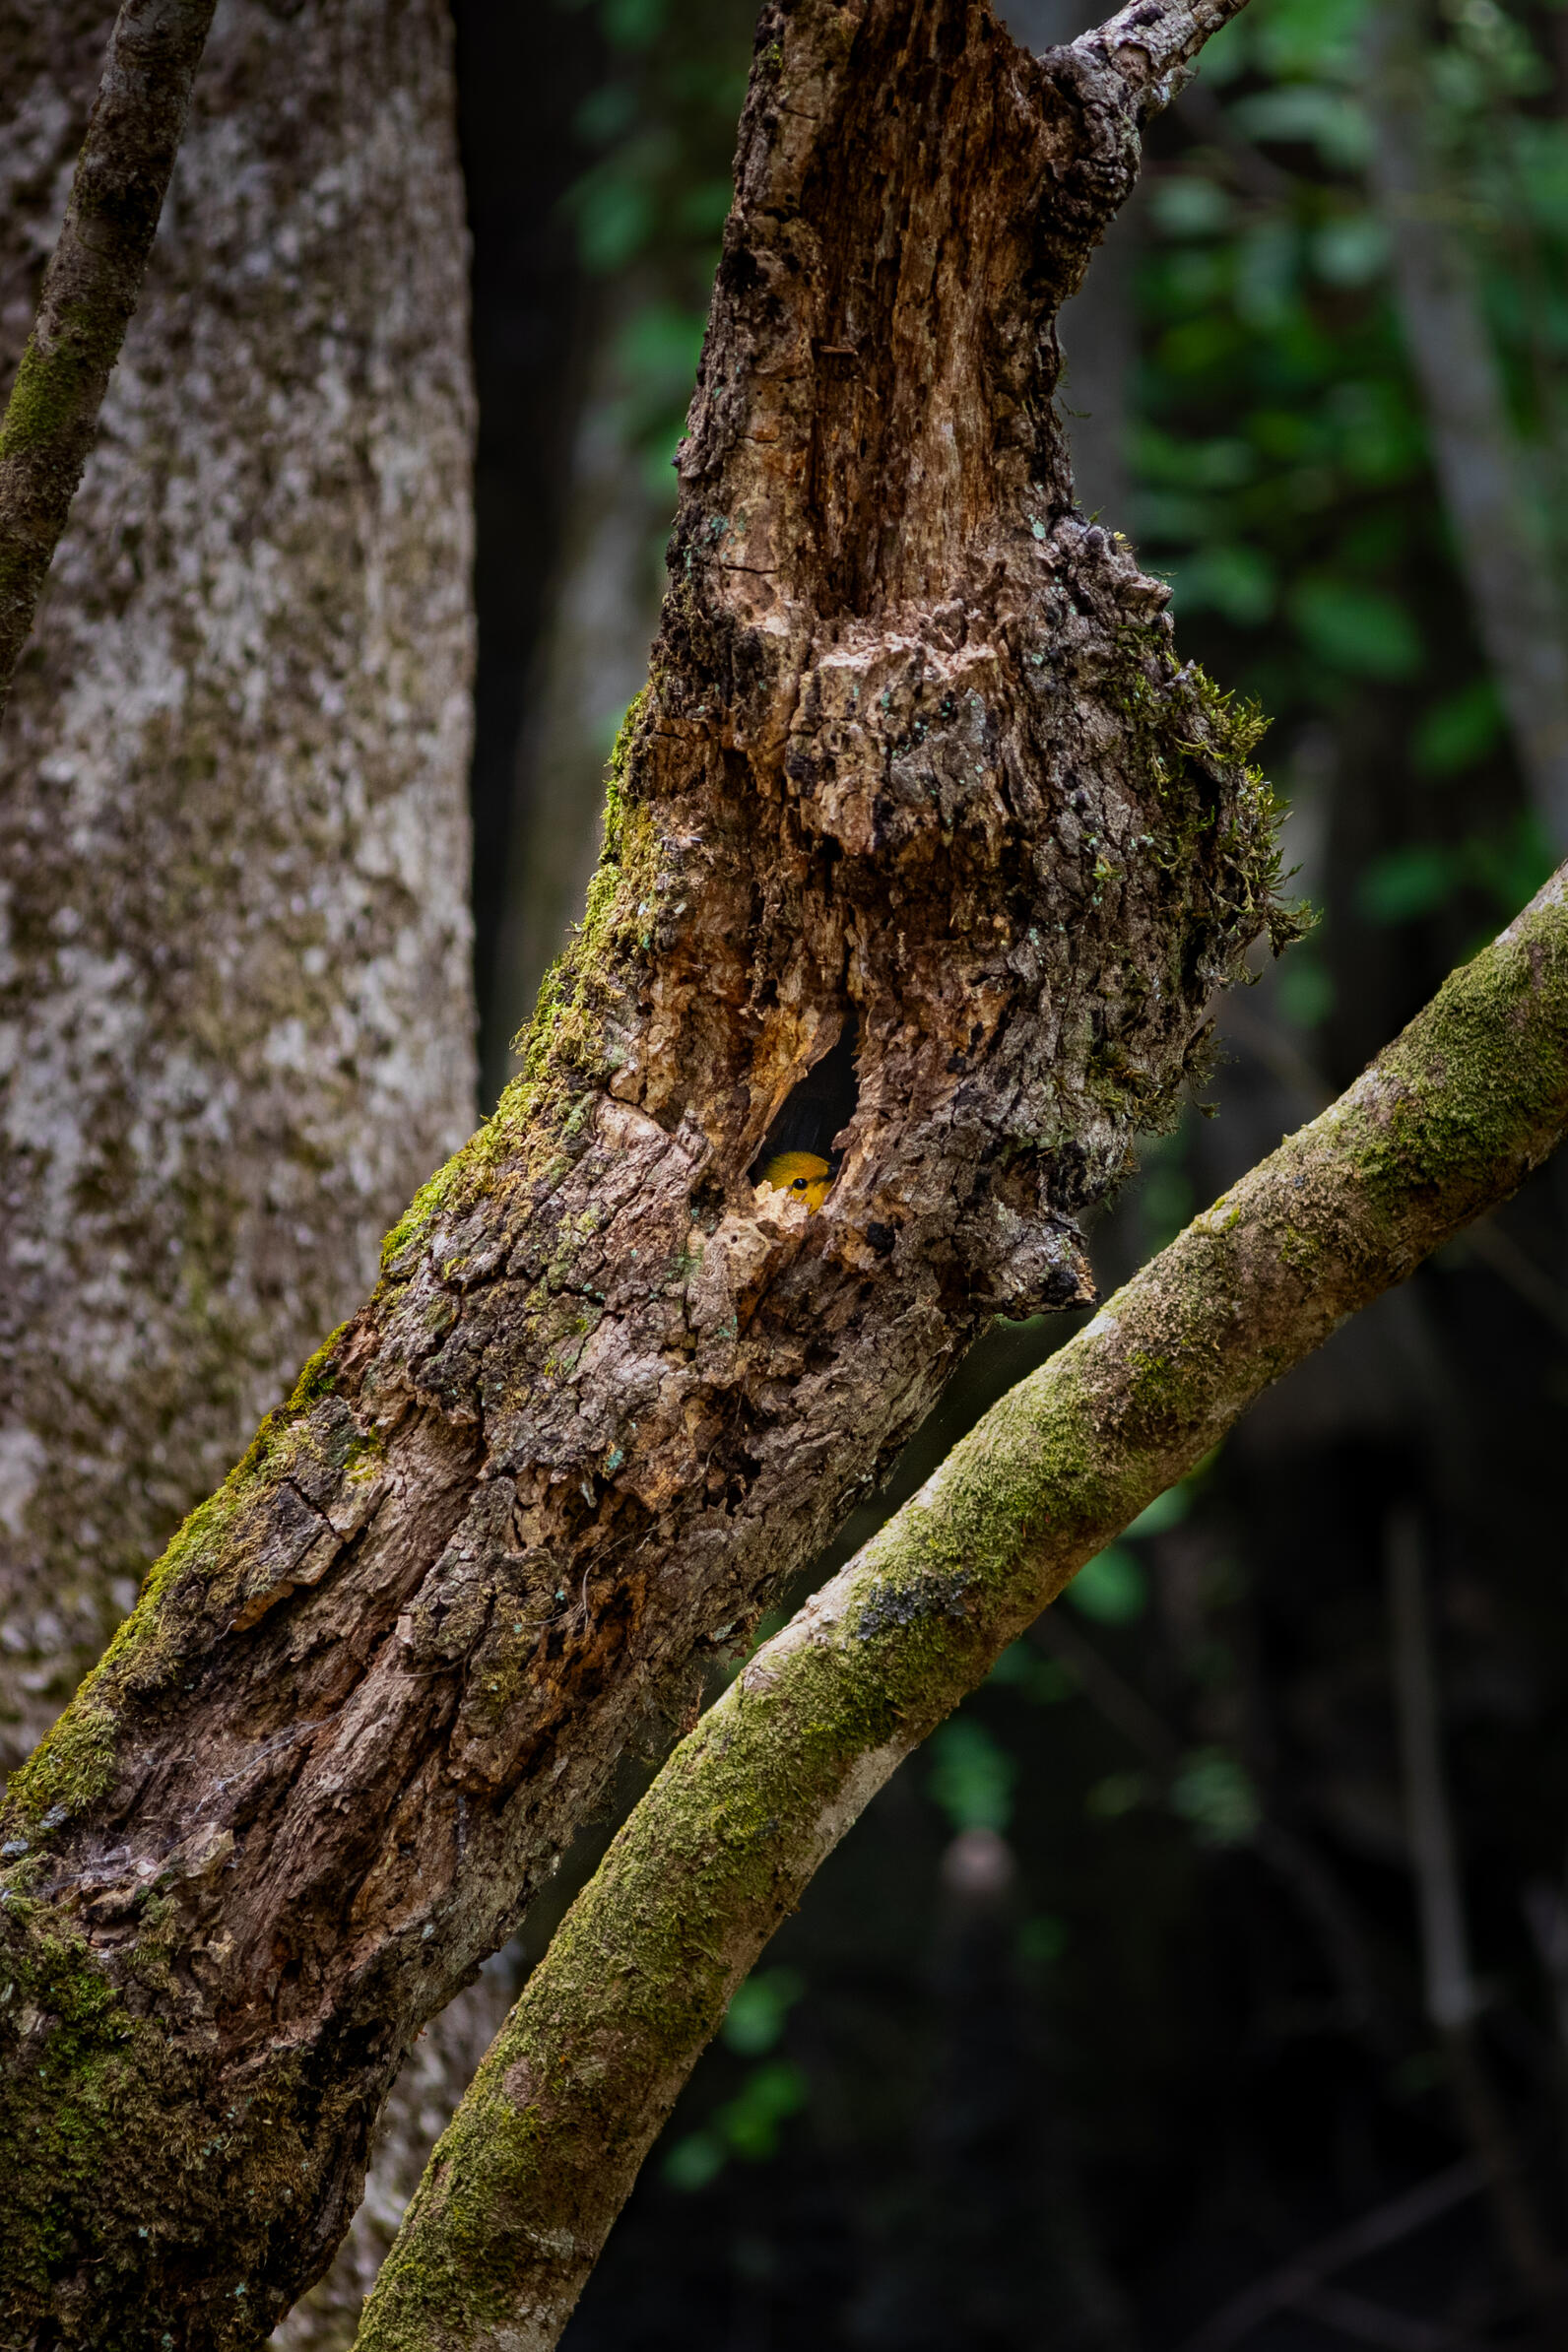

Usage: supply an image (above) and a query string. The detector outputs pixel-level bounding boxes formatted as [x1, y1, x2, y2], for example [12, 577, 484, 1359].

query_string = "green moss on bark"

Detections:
[359, 864, 1568, 2352]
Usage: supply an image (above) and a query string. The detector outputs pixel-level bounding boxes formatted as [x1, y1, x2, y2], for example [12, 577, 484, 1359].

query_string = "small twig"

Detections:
[1386, 1508, 1560, 2305]
[1388, 1508, 1475, 2037]
[1071, 0, 1255, 109]
[1293, 2283, 1475, 2352]
[0, 0, 217, 723]
[1032, 1606, 1180, 1771]
[1036, 1607, 1385, 2040]
[1181, 2160, 1486, 2352]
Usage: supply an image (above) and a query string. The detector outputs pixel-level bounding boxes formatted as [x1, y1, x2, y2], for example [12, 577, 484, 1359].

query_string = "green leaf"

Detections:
[1252, 0, 1369, 80]
[602, 0, 667, 50]
[1356, 843, 1457, 924]
[1289, 579, 1423, 680]
[572, 170, 656, 273]
[1165, 544, 1276, 625]
[716, 2060, 808, 2161]
[1234, 219, 1301, 329]
[1412, 679, 1504, 777]
[1229, 84, 1371, 169]
[1276, 948, 1335, 1027]
[1126, 1485, 1189, 1538]
[1171, 1749, 1261, 1845]
[1151, 175, 1233, 239]
[1067, 1545, 1148, 1625]
[1310, 213, 1388, 288]
[928, 1717, 1016, 1834]
[662, 2129, 725, 2191]
[1016, 1914, 1068, 1967]
[722, 1967, 804, 2058]
[988, 1641, 1073, 1703]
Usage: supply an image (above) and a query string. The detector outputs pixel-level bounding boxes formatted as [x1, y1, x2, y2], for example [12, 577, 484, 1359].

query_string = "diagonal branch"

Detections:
[1067, 0, 1253, 112]
[1182, 2161, 1486, 2352]
[0, 0, 216, 725]
[0, 2, 1296, 2333]
[354, 865, 1568, 2352]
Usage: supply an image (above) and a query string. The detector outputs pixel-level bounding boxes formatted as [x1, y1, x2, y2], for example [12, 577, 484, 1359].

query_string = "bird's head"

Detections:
[759, 1150, 832, 1213]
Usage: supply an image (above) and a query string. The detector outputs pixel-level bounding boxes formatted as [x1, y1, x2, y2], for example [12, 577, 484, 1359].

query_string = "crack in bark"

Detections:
[0, 0, 1292, 2339]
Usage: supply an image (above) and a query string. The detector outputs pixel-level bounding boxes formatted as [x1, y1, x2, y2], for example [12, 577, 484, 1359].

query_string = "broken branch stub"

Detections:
[0, 1, 1286, 2339]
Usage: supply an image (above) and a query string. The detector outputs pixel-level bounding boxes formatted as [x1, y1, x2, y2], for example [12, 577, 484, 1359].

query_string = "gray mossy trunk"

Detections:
[0, 2, 1279, 2342]
[0, 0, 478, 1772]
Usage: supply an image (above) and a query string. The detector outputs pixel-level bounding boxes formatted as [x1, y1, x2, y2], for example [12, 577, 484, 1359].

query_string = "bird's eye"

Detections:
[792, 1177, 807, 1191]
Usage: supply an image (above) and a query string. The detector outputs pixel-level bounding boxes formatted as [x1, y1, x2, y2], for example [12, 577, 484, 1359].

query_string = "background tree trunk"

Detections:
[487, 285, 669, 1083]
[0, 3, 1277, 2341]
[0, 0, 479, 1771]
[1365, 0, 1568, 851]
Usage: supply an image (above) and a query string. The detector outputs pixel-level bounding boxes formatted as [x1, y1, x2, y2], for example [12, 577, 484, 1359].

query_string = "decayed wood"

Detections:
[0, 0, 218, 717]
[356, 864, 1568, 2352]
[1, 1, 1280, 2341]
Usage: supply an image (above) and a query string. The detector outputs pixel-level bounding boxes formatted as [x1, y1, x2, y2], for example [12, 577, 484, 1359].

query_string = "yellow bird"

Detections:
[760, 1150, 832, 1213]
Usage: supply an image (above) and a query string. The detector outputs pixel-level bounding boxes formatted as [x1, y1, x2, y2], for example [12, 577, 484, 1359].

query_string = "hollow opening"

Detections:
[749, 1012, 861, 1190]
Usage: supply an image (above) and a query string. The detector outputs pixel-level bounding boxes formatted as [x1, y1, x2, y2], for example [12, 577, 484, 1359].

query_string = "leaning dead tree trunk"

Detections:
[1, 0, 1276, 2339]
[0, 0, 477, 1770]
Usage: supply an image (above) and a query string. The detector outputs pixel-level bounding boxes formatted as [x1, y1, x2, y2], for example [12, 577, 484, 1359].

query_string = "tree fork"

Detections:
[2, 0, 1273, 2339]
[355, 861, 1568, 2350]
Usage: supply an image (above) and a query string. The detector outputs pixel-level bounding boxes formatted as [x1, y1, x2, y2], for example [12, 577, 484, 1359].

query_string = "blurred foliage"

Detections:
[928, 1718, 1019, 1833]
[664, 1969, 810, 2190]
[555, 0, 754, 494]
[1137, 0, 1568, 979]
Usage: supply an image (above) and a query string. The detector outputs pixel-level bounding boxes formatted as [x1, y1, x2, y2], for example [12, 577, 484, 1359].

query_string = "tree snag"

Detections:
[1, 0, 1283, 2340]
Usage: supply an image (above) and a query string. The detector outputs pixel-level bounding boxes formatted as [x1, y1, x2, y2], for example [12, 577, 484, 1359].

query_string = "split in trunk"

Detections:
[0, 1, 1283, 2340]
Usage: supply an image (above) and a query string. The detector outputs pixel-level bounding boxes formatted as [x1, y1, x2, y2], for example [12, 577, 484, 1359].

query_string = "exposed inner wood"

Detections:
[0, 1, 1289, 2337]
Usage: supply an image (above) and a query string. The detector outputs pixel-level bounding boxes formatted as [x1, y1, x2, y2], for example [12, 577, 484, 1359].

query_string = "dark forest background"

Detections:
[447, 1, 1568, 2345]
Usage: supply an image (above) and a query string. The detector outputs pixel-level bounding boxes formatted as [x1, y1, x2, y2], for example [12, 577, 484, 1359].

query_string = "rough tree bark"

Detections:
[0, 0, 1279, 2340]
[0, 0, 478, 1771]
[356, 863, 1568, 2352]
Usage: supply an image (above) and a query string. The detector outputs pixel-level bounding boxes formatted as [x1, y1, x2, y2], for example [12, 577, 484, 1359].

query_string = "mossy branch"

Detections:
[355, 864, 1568, 2352]
[0, 0, 217, 723]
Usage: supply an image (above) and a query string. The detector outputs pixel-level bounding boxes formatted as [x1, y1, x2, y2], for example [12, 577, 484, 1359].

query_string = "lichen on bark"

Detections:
[0, 0, 478, 1772]
[2, 1, 1290, 2341]
[358, 863, 1568, 2352]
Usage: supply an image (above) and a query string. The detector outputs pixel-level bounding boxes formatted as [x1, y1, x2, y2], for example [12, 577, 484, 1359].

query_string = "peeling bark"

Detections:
[0, 0, 478, 1770]
[0, 2, 1278, 2341]
[359, 863, 1568, 2352]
